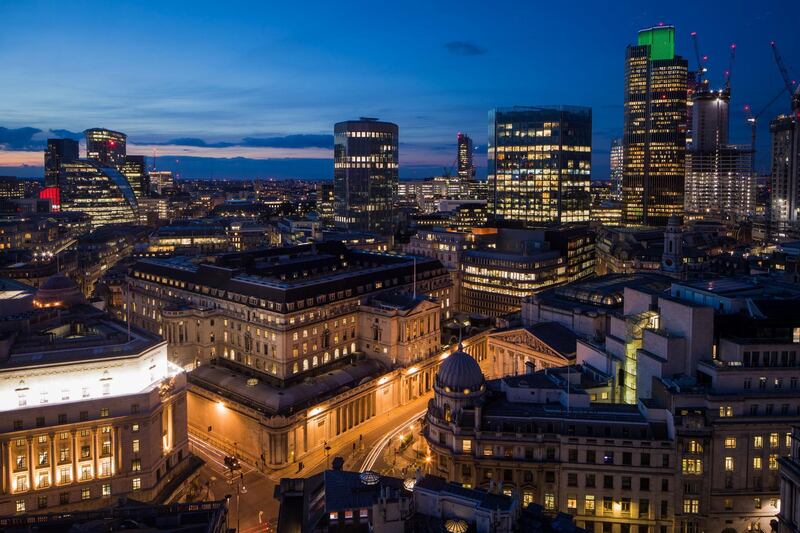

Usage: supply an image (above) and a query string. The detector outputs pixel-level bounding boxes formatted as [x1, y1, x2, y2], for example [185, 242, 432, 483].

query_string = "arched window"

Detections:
[334, 348, 340, 359]
[444, 404, 452, 423]
[323, 352, 330, 363]
[292, 362, 299, 374]
[302, 359, 309, 371]
[312, 356, 318, 367]
[351, 342, 356, 353]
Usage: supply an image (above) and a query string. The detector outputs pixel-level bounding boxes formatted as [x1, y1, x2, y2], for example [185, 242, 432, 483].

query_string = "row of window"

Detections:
[15, 478, 141, 513]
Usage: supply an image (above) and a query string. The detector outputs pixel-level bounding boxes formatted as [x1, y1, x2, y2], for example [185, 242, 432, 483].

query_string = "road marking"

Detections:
[360, 409, 426, 472]
[189, 434, 255, 476]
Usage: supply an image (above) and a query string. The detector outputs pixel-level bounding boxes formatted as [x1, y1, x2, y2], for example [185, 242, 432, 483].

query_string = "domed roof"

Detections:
[34, 273, 85, 308]
[436, 344, 484, 393]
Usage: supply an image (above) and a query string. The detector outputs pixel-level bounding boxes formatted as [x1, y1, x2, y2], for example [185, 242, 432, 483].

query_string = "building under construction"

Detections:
[684, 89, 755, 219]
[769, 89, 800, 232]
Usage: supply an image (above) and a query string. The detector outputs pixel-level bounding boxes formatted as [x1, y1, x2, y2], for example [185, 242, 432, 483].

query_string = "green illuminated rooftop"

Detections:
[638, 25, 675, 61]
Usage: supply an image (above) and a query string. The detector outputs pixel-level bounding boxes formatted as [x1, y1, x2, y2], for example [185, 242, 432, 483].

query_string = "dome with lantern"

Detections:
[435, 343, 484, 395]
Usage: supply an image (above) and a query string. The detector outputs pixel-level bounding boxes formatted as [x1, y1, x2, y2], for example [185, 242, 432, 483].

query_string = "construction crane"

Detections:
[744, 86, 792, 240]
[770, 41, 797, 109]
[724, 43, 736, 92]
[690, 32, 708, 86]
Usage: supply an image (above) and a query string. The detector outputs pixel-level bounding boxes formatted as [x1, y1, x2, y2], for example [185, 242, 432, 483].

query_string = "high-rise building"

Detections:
[44, 138, 79, 188]
[148, 170, 174, 194]
[684, 89, 754, 219]
[84, 128, 127, 169]
[316, 180, 335, 223]
[121, 155, 150, 200]
[488, 106, 592, 226]
[60, 160, 139, 227]
[457, 133, 475, 180]
[610, 138, 624, 200]
[770, 90, 800, 230]
[622, 25, 688, 226]
[333, 118, 398, 234]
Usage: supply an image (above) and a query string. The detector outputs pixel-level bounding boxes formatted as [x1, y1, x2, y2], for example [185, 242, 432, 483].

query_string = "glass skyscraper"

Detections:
[622, 25, 688, 226]
[85, 128, 127, 169]
[457, 133, 475, 180]
[488, 106, 592, 226]
[333, 118, 398, 234]
[44, 138, 79, 188]
[121, 155, 150, 200]
[60, 160, 139, 227]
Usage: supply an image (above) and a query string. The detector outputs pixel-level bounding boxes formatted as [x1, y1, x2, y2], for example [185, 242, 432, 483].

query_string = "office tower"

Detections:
[770, 91, 800, 230]
[333, 118, 398, 234]
[457, 133, 475, 180]
[121, 155, 150, 200]
[610, 139, 624, 200]
[685, 89, 754, 219]
[84, 128, 127, 169]
[148, 170, 174, 194]
[60, 160, 139, 227]
[622, 25, 688, 226]
[488, 106, 591, 225]
[317, 180, 335, 222]
[0, 176, 25, 199]
[44, 138, 79, 188]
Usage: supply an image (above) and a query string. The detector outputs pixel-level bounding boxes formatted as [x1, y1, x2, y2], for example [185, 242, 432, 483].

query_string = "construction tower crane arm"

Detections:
[690, 32, 706, 85]
[770, 41, 797, 99]
[724, 43, 736, 91]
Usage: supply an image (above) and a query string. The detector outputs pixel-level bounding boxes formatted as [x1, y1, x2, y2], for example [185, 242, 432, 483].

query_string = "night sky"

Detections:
[0, 0, 798, 180]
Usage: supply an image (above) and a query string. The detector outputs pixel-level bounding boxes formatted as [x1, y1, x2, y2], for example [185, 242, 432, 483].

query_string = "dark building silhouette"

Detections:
[44, 138, 79, 188]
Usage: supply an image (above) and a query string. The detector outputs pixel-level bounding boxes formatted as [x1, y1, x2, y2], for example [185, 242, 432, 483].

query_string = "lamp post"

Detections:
[323, 441, 332, 470]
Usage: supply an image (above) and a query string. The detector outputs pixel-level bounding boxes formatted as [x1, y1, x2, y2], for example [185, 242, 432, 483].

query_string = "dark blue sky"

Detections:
[0, 1, 798, 180]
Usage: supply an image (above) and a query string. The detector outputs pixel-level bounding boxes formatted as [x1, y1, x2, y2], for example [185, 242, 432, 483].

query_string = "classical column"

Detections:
[1, 440, 8, 494]
[26, 437, 34, 490]
[71, 430, 77, 484]
[49, 433, 56, 488]
[91, 427, 98, 480]
[114, 427, 122, 475]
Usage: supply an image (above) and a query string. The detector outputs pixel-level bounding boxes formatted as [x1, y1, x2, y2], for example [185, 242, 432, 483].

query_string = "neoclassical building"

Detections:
[426, 348, 677, 533]
[0, 274, 188, 515]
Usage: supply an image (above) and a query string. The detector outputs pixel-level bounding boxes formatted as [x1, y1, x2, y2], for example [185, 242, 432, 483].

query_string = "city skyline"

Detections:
[0, 1, 798, 180]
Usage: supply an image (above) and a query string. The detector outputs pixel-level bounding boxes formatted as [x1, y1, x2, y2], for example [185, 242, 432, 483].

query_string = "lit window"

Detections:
[683, 498, 699, 514]
[724, 457, 734, 471]
[754, 436, 763, 449]
[753, 457, 762, 470]
[724, 437, 736, 448]
[132, 478, 141, 491]
[544, 493, 555, 510]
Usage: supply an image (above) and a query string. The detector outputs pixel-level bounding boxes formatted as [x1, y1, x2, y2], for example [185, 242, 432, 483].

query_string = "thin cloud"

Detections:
[444, 41, 487, 56]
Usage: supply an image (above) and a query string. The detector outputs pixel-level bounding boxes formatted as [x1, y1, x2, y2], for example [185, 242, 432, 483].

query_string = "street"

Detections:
[186, 392, 433, 531]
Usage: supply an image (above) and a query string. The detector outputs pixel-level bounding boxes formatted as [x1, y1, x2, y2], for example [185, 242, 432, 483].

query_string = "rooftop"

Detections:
[189, 357, 386, 416]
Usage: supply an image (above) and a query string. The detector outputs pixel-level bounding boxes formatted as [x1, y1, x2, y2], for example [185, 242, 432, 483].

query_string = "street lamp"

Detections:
[323, 441, 332, 470]
[224, 455, 244, 531]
